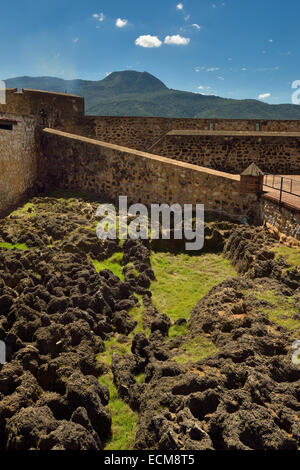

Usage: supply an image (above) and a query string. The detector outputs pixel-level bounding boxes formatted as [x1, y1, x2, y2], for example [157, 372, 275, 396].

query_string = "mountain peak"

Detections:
[101, 70, 168, 93]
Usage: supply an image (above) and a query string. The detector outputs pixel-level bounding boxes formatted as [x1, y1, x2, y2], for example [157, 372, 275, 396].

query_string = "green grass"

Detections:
[173, 335, 218, 364]
[96, 294, 145, 369]
[97, 334, 137, 450]
[96, 294, 145, 450]
[253, 290, 300, 331]
[134, 373, 145, 384]
[97, 336, 132, 367]
[272, 246, 300, 270]
[98, 372, 138, 451]
[125, 263, 139, 278]
[130, 294, 145, 334]
[0, 242, 29, 250]
[150, 251, 236, 324]
[168, 323, 188, 339]
[10, 202, 35, 218]
[92, 252, 124, 280]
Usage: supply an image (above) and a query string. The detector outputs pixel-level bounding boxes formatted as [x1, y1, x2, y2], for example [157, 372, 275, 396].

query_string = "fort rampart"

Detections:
[70, 116, 300, 175]
[0, 112, 37, 214]
[0, 89, 299, 239]
[262, 195, 300, 241]
[0, 88, 84, 130]
[40, 129, 261, 224]
[76, 115, 300, 151]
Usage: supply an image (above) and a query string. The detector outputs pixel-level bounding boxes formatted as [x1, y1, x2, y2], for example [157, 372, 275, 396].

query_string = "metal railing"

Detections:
[264, 174, 300, 205]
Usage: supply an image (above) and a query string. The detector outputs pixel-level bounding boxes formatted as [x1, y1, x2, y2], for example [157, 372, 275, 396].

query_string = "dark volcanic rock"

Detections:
[0, 200, 299, 451]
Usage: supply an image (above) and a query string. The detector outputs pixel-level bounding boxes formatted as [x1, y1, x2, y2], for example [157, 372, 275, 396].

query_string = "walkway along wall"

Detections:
[39, 129, 261, 224]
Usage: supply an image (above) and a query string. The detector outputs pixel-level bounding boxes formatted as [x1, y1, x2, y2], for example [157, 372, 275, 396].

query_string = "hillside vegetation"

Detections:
[5, 70, 300, 119]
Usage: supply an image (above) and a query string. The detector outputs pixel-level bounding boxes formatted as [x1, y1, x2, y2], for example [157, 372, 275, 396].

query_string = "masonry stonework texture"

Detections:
[40, 129, 261, 224]
[0, 88, 84, 130]
[77, 116, 300, 152]
[262, 196, 300, 241]
[0, 89, 299, 240]
[0, 113, 37, 214]
[149, 133, 300, 174]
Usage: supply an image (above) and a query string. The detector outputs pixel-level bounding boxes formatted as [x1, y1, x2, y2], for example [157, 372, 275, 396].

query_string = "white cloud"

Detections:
[212, 2, 225, 7]
[258, 93, 271, 100]
[73, 38, 79, 43]
[184, 14, 191, 21]
[93, 12, 105, 22]
[206, 67, 219, 72]
[192, 23, 201, 30]
[269, 39, 273, 43]
[198, 85, 213, 91]
[164, 34, 190, 45]
[116, 18, 128, 28]
[176, 3, 184, 10]
[241, 67, 247, 71]
[218, 76, 224, 80]
[135, 35, 162, 48]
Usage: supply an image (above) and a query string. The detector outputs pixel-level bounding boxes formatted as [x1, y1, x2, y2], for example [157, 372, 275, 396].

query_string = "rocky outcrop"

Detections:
[134, 274, 300, 450]
[0, 197, 299, 451]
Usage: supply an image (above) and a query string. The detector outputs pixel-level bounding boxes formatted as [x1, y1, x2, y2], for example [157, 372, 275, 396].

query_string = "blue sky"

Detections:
[1, 0, 300, 104]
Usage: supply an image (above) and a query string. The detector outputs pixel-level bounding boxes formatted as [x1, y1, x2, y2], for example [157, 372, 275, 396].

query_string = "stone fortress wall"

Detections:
[40, 128, 260, 224]
[72, 116, 300, 175]
[0, 112, 37, 214]
[0, 88, 299, 238]
[262, 196, 300, 241]
[0, 88, 84, 129]
[75, 115, 300, 149]
[149, 132, 300, 174]
[0, 89, 84, 214]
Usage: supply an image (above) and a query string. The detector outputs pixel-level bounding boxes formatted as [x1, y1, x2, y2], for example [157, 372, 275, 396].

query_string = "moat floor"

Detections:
[0, 192, 299, 450]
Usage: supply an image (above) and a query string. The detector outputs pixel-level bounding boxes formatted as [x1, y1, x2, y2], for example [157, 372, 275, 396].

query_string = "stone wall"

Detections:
[0, 89, 84, 214]
[40, 129, 261, 224]
[262, 195, 300, 241]
[69, 116, 300, 174]
[76, 116, 300, 151]
[0, 113, 37, 214]
[0, 88, 84, 131]
[149, 133, 300, 174]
